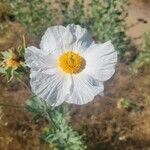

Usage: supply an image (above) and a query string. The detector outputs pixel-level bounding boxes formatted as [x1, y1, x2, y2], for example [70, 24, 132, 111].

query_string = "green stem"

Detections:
[17, 77, 32, 94]
[22, 35, 26, 49]
[43, 100, 60, 130]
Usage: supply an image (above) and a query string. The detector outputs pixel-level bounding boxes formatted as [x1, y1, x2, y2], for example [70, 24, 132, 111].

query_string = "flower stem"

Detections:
[43, 100, 60, 130]
[17, 77, 31, 94]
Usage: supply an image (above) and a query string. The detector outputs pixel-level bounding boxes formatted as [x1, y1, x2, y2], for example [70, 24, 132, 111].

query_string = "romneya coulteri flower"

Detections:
[25, 24, 117, 106]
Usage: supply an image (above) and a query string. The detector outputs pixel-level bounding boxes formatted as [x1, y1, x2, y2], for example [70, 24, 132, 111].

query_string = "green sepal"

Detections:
[5, 67, 15, 82]
[0, 67, 6, 74]
[1, 51, 11, 59]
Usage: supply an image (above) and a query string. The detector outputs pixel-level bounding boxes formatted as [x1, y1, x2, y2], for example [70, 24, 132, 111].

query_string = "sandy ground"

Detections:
[126, 0, 150, 46]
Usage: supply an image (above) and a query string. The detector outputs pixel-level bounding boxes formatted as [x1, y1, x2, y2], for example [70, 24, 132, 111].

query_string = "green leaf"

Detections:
[26, 96, 46, 113]
[32, 113, 43, 123]
[5, 67, 14, 81]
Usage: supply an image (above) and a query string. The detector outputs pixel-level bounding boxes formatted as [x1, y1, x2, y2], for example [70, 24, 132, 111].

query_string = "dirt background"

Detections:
[0, 0, 150, 150]
[126, 0, 150, 45]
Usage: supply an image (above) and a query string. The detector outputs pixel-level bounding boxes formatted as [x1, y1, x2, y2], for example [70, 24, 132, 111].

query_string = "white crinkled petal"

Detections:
[25, 46, 57, 75]
[30, 70, 71, 106]
[40, 25, 76, 55]
[40, 25, 65, 55]
[83, 41, 117, 82]
[40, 24, 94, 56]
[66, 24, 94, 52]
[66, 73, 104, 105]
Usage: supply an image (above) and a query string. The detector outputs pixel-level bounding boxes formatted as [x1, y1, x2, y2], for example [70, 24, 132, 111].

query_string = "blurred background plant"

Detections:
[130, 31, 150, 74]
[89, 0, 129, 56]
[4, 0, 128, 56]
[117, 98, 141, 112]
[4, 0, 54, 37]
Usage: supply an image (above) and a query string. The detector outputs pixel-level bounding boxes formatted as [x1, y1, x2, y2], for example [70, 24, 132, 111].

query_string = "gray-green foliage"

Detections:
[130, 31, 150, 74]
[90, 0, 128, 55]
[61, 0, 86, 26]
[5, 0, 128, 55]
[26, 96, 86, 150]
[5, 0, 53, 37]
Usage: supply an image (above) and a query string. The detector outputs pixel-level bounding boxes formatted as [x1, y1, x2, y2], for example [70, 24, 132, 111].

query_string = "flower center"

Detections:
[5, 58, 20, 68]
[58, 51, 85, 74]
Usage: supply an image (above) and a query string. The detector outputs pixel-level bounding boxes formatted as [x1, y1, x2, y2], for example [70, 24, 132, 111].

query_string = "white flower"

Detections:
[25, 24, 117, 106]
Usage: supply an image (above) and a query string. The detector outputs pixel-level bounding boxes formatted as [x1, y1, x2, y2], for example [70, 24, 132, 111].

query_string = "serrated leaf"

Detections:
[26, 96, 46, 113]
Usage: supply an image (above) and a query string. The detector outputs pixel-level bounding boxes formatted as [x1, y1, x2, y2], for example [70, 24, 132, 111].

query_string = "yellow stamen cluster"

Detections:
[58, 51, 85, 74]
[5, 58, 20, 68]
